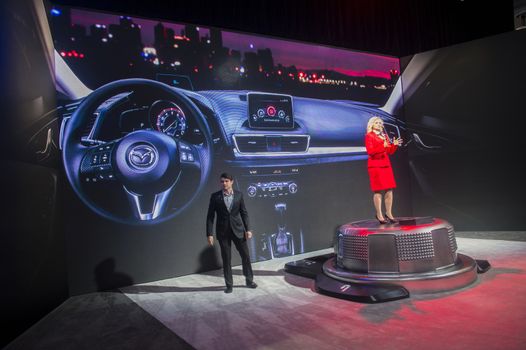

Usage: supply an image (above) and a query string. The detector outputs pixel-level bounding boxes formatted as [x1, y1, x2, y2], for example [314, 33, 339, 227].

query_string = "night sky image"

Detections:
[49, 6, 401, 104]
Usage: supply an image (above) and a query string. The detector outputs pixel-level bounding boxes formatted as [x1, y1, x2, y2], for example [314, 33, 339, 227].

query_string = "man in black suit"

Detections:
[206, 173, 257, 293]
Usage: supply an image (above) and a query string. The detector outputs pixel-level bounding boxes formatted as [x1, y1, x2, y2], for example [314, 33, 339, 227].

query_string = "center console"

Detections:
[247, 93, 294, 129]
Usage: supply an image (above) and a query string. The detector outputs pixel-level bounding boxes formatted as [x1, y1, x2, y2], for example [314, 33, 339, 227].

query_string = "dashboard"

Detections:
[55, 80, 405, 223]
[196, 90, 403, 164]
[63, 89, 403, 168]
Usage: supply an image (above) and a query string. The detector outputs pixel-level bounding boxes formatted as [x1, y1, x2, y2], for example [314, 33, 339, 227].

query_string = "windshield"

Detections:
[48, 6, 400, 105]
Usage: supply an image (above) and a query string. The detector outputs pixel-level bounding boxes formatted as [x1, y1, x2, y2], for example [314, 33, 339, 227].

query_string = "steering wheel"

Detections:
[62, 78, 213, 225]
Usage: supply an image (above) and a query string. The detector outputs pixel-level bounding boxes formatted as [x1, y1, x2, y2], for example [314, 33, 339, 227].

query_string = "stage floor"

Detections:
[7, 237, 526, 350]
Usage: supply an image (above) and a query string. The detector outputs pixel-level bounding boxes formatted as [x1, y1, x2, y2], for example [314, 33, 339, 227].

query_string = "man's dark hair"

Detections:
[220, 172, 234, 181]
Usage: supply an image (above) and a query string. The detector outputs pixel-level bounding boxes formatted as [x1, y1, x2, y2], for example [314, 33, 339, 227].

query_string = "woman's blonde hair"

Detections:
[366, 116, 383, 133]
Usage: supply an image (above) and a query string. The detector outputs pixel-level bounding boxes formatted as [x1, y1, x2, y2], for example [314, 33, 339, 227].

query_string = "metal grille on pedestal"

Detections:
[326, 217, 478, 294]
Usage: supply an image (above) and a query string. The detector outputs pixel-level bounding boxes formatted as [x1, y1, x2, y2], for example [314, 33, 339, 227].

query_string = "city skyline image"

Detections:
[49, 5, 400, 104]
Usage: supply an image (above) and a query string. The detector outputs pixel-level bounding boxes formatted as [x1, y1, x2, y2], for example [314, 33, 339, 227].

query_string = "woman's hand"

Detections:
[393, 137, 403, 146]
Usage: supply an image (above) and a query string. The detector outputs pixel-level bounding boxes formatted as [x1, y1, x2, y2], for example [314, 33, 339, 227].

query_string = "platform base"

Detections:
[284, 253, 333, 278]
[285, 254, 490, 302]
[324, 253, 478, 294]
[315, 273, 409, 303]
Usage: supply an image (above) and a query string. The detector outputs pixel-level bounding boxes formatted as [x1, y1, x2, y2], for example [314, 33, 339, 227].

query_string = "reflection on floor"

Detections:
[7, 237, 526, 350]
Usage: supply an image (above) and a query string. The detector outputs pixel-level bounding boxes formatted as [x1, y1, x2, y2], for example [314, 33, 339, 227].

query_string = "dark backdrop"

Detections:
[402, 29, 526, 230]
[1, 0, 68, 347]
[50, 0, 514, 57]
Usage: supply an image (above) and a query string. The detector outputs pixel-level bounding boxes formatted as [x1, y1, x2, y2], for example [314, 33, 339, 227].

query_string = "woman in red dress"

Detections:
[365, 116, 403, 224]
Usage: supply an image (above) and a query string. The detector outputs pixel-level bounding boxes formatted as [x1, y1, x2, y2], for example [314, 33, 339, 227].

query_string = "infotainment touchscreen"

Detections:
[247, 93, 294, 129]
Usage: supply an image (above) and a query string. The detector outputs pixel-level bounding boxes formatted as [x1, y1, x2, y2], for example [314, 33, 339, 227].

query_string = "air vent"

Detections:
[281, 136, 309, 152]
[82, 112, 99, 139]
[234, 136, 267, 152]
[234, 135, 309, 153]
[60, 102, 101, 146]
[63, 103, 99, 140]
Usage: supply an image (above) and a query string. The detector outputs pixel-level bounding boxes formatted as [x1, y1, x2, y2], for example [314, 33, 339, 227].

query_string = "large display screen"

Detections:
[46, 4, 406, 294]
[247, 93, 293, 129]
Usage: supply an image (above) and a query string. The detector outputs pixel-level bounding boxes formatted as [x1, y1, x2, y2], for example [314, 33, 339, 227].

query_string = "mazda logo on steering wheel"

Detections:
[128, 144, 158, 170]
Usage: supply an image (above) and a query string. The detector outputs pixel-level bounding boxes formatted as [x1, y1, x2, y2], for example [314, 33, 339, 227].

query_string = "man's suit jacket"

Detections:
[206, 190, 250, 239]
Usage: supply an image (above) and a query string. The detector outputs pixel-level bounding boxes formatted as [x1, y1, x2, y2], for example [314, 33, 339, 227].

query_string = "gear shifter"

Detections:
[269, 203, 294, 258]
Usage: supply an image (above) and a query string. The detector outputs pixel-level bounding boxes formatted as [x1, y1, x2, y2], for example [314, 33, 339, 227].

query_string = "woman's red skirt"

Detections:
[368, 166, 396, 192]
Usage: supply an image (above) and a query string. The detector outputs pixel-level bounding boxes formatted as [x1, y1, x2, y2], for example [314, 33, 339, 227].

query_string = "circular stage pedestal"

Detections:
[327, 217, 478, 294]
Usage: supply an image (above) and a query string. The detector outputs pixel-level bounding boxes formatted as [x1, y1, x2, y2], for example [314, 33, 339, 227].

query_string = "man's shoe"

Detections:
[224, 286, 233, 293]
[246, 281, 258, 289]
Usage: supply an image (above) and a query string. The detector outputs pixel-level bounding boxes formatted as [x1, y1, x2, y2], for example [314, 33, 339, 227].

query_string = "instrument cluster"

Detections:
[148, 100, 187, 138]
[119, 99, 195, 140]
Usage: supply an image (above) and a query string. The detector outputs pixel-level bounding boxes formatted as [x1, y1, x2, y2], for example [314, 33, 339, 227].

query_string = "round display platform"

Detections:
[325, 217, 478, 293]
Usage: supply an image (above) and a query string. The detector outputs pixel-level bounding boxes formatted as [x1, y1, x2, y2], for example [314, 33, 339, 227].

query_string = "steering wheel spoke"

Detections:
[123, 183, 176, 221]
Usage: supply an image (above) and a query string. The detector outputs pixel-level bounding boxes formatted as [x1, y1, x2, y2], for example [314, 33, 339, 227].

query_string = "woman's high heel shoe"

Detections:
[376, 215, 388, 224]
[385, 213, 398, 223]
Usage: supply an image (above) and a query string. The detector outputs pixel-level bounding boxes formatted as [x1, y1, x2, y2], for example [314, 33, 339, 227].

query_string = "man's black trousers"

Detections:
[217, 226, 254, 288]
